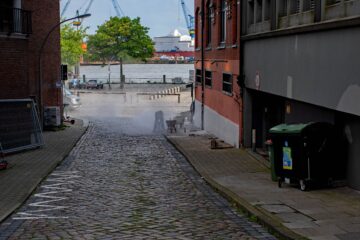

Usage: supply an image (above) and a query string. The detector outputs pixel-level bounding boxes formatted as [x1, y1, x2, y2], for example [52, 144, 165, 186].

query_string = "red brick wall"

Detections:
[0, 38, 29, 99]
[194, 0, 243, 138]
[0, 0, 61, 108]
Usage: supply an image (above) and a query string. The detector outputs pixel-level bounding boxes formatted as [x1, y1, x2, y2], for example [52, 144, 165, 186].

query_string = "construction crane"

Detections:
[180, 0, 195, 39]
[83, 0, 95, 16]
[111, 0, 125, 17]
[61, 0, 72, 18]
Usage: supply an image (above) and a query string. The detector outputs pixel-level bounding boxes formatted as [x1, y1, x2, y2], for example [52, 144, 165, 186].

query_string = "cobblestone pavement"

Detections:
[0, 123, 276, 239]
[0, 90, 276, 239]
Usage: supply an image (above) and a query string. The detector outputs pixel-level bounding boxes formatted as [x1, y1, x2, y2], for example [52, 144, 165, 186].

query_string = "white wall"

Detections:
[194, 100, 240, 148]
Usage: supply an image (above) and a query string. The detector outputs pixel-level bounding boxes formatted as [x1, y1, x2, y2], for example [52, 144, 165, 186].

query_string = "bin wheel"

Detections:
[300, 180, 307, 191]
[278, 178, 283, 188]
[328, 178, 334, 187]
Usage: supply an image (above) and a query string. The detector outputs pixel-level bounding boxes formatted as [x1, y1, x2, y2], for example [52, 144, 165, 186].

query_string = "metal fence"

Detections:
[78, 77, 191, 84]
[0, 99, 43, 154]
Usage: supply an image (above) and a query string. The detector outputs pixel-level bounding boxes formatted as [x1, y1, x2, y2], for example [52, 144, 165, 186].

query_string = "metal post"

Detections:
[163, 75, 166, 83]
[201, 0, 205, 130]
[38, 14, 91, 127]
[108, 62, 111, 89]
[120, 57, 124, 89]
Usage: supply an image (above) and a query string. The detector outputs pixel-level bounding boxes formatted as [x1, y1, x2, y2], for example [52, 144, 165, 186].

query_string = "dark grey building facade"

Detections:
[241, 0, 360, 189]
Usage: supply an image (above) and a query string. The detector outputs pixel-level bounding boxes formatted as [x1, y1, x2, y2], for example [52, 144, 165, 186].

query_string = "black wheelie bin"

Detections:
[269, 122, 336, 191]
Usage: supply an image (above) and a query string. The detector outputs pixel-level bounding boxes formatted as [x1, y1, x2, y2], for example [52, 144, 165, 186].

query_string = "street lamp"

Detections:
[38, 13, 91, 127]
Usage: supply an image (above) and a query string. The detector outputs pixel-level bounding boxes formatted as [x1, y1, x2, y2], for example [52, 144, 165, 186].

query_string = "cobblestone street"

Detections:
[0, 90, 276, 239]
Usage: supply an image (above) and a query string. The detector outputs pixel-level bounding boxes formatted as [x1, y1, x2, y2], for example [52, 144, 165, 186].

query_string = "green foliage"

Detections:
[60, 24, 87, 68]
[87, 16, 154, 62]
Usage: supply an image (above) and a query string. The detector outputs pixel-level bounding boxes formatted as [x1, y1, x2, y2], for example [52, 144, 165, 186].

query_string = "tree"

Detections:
[87, 16, 154, 88]
[60, 24, 87, 70]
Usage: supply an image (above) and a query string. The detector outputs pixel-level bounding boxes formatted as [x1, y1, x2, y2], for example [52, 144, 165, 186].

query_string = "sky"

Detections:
[60, 0, 194, 38]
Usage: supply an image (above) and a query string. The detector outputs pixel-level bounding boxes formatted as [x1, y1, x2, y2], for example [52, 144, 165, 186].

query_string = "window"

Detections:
[279, 1, 288, 17]
[195, 8, 200, 48]
[220, 0, 227, 44]
[196, 69, 202, 85]
[290, 0, 300, 14]
[326, 0, 342, 6]
[264, 0, 271, 21]
[0, 0, 31, 35]
[222, 73, 232, 94]
[248, 0, 255, 25]
[303, 0, 315, 11]
[232, 0, 237, 44]
[205, 70, 212, 87]
[206, 2, 212, 47]
[256, 0, 262, 23]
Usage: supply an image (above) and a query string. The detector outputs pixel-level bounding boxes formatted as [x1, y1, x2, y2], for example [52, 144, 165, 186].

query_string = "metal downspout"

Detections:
[201, 0, 205, 130]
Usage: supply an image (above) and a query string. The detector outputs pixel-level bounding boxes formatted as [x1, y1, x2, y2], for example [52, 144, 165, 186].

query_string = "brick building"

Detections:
[193, 0, 242, 147]
[0, 0, 62, 109]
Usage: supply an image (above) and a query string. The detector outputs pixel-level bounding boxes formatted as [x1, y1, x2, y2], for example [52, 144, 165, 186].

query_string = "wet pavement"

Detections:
[0, 88, 276, 239]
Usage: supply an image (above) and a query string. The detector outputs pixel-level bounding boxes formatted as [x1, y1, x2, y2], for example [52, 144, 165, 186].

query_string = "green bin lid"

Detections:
[269, 123, 312, 134]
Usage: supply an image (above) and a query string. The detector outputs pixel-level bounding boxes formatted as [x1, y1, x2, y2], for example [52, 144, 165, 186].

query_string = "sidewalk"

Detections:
[167, 133, 360, 240]
[0, 121, 87, 223]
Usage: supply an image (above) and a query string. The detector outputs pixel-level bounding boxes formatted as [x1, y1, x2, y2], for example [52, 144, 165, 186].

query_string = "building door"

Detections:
[252, 91, 284, 149]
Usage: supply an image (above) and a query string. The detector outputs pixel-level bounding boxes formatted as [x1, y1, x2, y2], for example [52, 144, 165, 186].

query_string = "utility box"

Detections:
[269, 122, 338, 191]
[44, 106, 61, 127]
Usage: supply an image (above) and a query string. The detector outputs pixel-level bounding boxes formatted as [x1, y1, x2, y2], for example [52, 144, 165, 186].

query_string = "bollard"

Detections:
[163, 75, 166, 84]
[178, 94, 180, 103]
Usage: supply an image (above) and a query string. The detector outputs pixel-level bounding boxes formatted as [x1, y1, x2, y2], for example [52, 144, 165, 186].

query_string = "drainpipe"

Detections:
[201, 0, 205, 130]
[239, 0, 245, 147]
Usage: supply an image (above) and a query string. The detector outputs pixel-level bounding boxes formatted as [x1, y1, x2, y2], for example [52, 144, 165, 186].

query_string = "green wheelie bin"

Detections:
[269, 122, 337, 191]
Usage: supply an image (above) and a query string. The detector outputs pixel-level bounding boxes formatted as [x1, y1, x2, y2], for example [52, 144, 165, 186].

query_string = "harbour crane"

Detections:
[83, 0, 95, 16]
[111, 0, 125, 17]
[180, 0, 195, 39]
[60, 0, 125, 19]
[61, 0, 72, 18]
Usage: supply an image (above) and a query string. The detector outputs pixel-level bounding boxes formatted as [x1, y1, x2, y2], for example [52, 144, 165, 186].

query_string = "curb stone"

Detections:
[165, 135, 308, 240]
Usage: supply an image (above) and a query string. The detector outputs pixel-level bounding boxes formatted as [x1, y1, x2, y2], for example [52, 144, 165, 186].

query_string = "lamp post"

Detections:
[38, 13, 91, 126]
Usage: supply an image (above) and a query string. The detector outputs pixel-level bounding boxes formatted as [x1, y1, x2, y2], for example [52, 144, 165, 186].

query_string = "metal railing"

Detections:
[0, 7, 32, 35]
